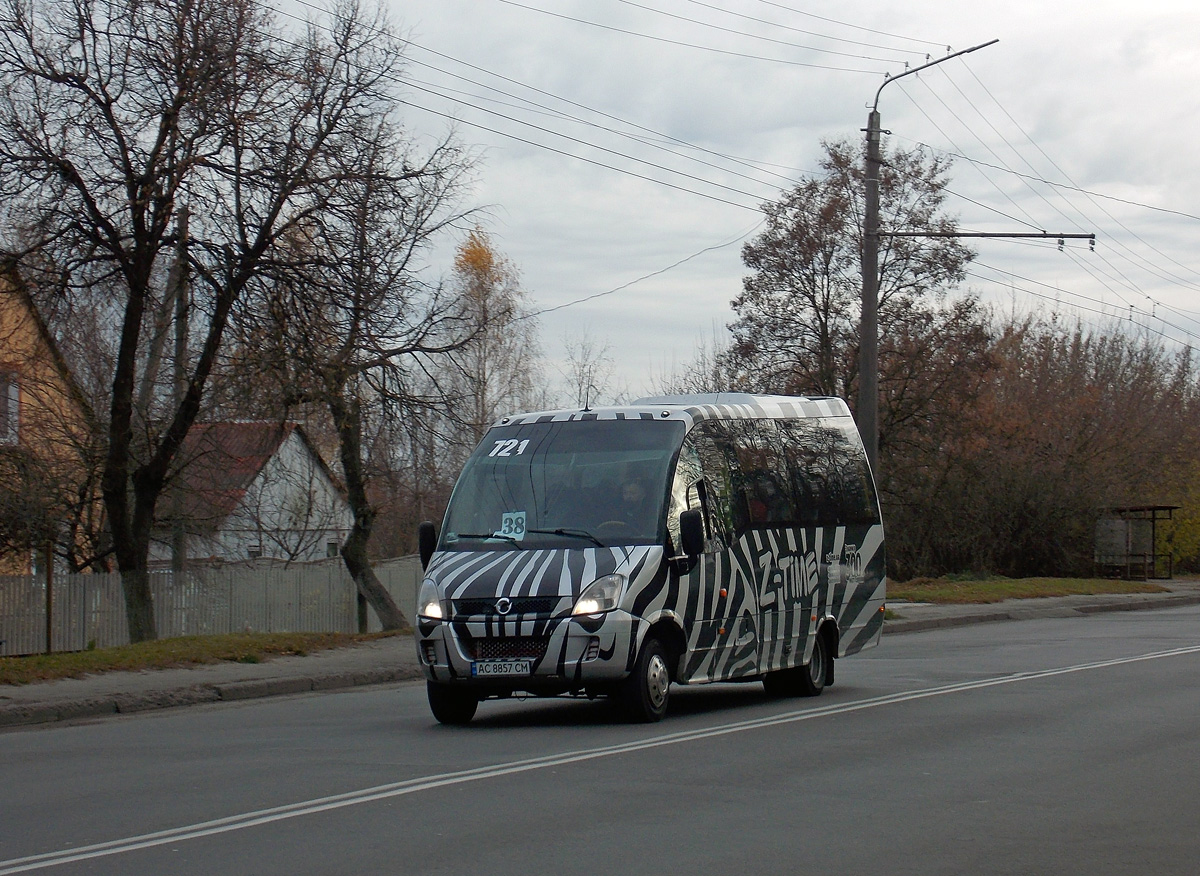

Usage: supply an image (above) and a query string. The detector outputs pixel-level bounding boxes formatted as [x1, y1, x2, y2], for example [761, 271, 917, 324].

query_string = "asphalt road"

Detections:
[3, 606, 1200, 875]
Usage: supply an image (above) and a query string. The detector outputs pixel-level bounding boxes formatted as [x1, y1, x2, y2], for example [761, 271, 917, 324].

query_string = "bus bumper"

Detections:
[415, 610, 639, 695]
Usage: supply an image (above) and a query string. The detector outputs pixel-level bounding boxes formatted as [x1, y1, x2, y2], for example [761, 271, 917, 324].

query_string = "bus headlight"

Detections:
[417, 579, 445, 620]
[573, 574, 625, 616]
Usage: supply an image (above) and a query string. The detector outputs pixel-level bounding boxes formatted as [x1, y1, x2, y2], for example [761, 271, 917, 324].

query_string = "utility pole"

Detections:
[860, 39, 999, 476]
[169, 207, 190, 576]
[44, 540, 53, 655]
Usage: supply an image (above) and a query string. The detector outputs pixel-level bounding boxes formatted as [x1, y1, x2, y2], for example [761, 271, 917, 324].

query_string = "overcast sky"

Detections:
[367, 0, 1200, 403]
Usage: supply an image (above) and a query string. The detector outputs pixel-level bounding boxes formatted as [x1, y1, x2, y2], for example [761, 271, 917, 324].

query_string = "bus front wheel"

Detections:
[620, 636, 671, 722]
[427, 681, 478, 725]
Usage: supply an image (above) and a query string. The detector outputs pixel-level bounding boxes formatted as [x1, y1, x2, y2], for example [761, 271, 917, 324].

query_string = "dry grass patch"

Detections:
[889, 576, 1170, 605]
[0, 631, 406, 686]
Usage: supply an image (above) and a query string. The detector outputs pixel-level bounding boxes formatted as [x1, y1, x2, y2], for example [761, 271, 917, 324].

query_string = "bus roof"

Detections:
[492, 393, 852, 428]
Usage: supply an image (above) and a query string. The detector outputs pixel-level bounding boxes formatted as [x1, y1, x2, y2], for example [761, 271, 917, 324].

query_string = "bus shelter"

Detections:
[1094, 506, 1178, 580]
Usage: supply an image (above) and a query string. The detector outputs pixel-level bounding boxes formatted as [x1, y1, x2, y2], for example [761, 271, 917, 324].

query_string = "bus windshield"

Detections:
[441, 418, 686, 551]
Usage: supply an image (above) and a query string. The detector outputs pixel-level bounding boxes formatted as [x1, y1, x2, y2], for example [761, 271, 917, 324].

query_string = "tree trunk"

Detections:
[330, 391, 408, 631]
[341, 520, 408, 631]
[120, 565, 156, 643]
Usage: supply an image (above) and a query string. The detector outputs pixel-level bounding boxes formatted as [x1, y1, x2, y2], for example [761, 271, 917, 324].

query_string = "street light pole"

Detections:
[861, 106, 882, 475]
[859, 39, 998, 476]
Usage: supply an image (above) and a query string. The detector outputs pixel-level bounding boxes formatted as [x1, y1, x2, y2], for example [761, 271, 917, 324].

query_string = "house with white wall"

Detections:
[152, 422, 352, 565]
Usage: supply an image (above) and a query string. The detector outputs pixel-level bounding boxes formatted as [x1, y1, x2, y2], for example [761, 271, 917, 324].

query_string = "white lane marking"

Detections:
[3, 643, 1199, 874]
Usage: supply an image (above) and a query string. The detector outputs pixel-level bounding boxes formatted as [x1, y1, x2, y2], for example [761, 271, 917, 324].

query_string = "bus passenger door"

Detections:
[678, 546, 760, 683]
[721, 557, 760, 680]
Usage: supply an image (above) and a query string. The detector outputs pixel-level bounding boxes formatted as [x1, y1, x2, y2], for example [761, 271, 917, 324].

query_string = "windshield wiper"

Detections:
[527, 527, 606, 548]
[448, 532, 524, 548]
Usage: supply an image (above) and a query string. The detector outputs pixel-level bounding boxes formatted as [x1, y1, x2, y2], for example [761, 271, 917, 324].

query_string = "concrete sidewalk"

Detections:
[883, 577, 1200, 633]
[4, 579, 1200, 729]
[0, 635, 426, 729]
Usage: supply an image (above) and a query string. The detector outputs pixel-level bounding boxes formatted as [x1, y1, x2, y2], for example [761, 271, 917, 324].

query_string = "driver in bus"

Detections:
[603, 475, 649, 531]
[622, 478, 647, 512]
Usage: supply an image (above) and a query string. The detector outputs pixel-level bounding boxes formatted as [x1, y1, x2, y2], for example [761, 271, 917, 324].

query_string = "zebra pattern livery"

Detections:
[416, 526, 884, 690]
[497, 393, 849, 433]
[417, 393, 885, 695]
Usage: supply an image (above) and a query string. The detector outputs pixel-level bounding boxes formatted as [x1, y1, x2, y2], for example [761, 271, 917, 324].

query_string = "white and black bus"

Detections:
[415, 393, 885, 724]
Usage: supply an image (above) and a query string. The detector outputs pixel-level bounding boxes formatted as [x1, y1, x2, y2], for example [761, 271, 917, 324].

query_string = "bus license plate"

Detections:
[472, 659, 531, 677]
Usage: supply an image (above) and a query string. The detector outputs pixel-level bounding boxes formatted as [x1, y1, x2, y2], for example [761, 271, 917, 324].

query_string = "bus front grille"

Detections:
[453, 597, 561, 618]
[467, 636, 549, 661]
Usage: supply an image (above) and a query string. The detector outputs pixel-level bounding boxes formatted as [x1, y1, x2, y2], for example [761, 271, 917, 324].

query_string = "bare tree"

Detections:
[0, 0, 431, 639]
[448, 228, 543, 443]
[733, 138, 973, 401]
[886, 312, 1200, 578]
[651, 327, 755, 397]
[240, 104, 471, 629]
[560, 330, 624, 407]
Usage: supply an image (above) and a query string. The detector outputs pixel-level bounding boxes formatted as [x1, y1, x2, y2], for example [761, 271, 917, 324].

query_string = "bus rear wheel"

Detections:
[427, 681, 478, 725]
[763, 633, 828, 698]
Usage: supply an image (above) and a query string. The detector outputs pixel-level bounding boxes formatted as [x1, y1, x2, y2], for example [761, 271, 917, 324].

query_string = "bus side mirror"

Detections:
[418, 521, 438, 570]
[679, 509, 705, 557]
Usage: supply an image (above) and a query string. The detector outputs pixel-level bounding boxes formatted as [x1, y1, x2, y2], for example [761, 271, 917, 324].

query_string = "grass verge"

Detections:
[888, 576, 1170, 605]
[0, 630, 406, 686]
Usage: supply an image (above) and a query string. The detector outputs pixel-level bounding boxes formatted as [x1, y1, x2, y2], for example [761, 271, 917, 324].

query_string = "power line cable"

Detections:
[895, 80, 1044, 232]
[400, 77, 772, 203]
[521, 220, 764, 319]
[917, 68, 1159, 316]
[904, 133, 1200, 302]
[893, 68, 1200, 330]
[396, 94, 761, 211]
[291, 0, 809, 194]
[967, 268, 1178, 343]
[752, 0, 949, 48]
[918, 145, 1200, 223]
[681, 0, 933, 55]
[284, 1, 811, 206]
[1062, 249, 1200, 342]
[883, 57, 1200, 314]
[930, 65, 1090, 234]
[604, 0, 916, 63]
[929, 63, 1200, 299]
[402, 59, 802, 191]
[276, 1, 772, 209]
[973, 256, 1199, 346]
[959, 61, 1200, 244]
[406, 45, 806, 188]
[490, 0, 888, 74]
[955, 60, 1200, 307]
[899, 54, 1200, 322]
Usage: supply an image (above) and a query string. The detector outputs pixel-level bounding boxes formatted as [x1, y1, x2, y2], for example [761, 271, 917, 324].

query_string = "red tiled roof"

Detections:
[164, 422, 296, 527]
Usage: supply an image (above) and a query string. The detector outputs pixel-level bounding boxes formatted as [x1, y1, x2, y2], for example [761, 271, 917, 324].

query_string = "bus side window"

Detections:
[835, 423, 881, 525]
[685, 479, 710, 536]
[668, 439, 702, 551]
[678, 425, 737, 548]
[776, 418, 851, 527]
[779, 419, 880, 527]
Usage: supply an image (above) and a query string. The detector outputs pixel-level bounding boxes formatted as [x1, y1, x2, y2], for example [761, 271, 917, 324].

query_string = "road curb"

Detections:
[0, 665, 425, 729]
[1074, 593, 1200, 614]
[6, 593, 1199, 729]
[884, 592, 1200, 635]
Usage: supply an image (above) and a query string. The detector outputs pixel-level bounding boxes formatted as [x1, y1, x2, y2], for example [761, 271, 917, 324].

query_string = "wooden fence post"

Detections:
[44, 541, 53, 655]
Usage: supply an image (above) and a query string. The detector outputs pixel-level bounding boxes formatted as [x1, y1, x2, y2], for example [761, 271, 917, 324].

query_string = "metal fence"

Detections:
[0, 556, 422, 657]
